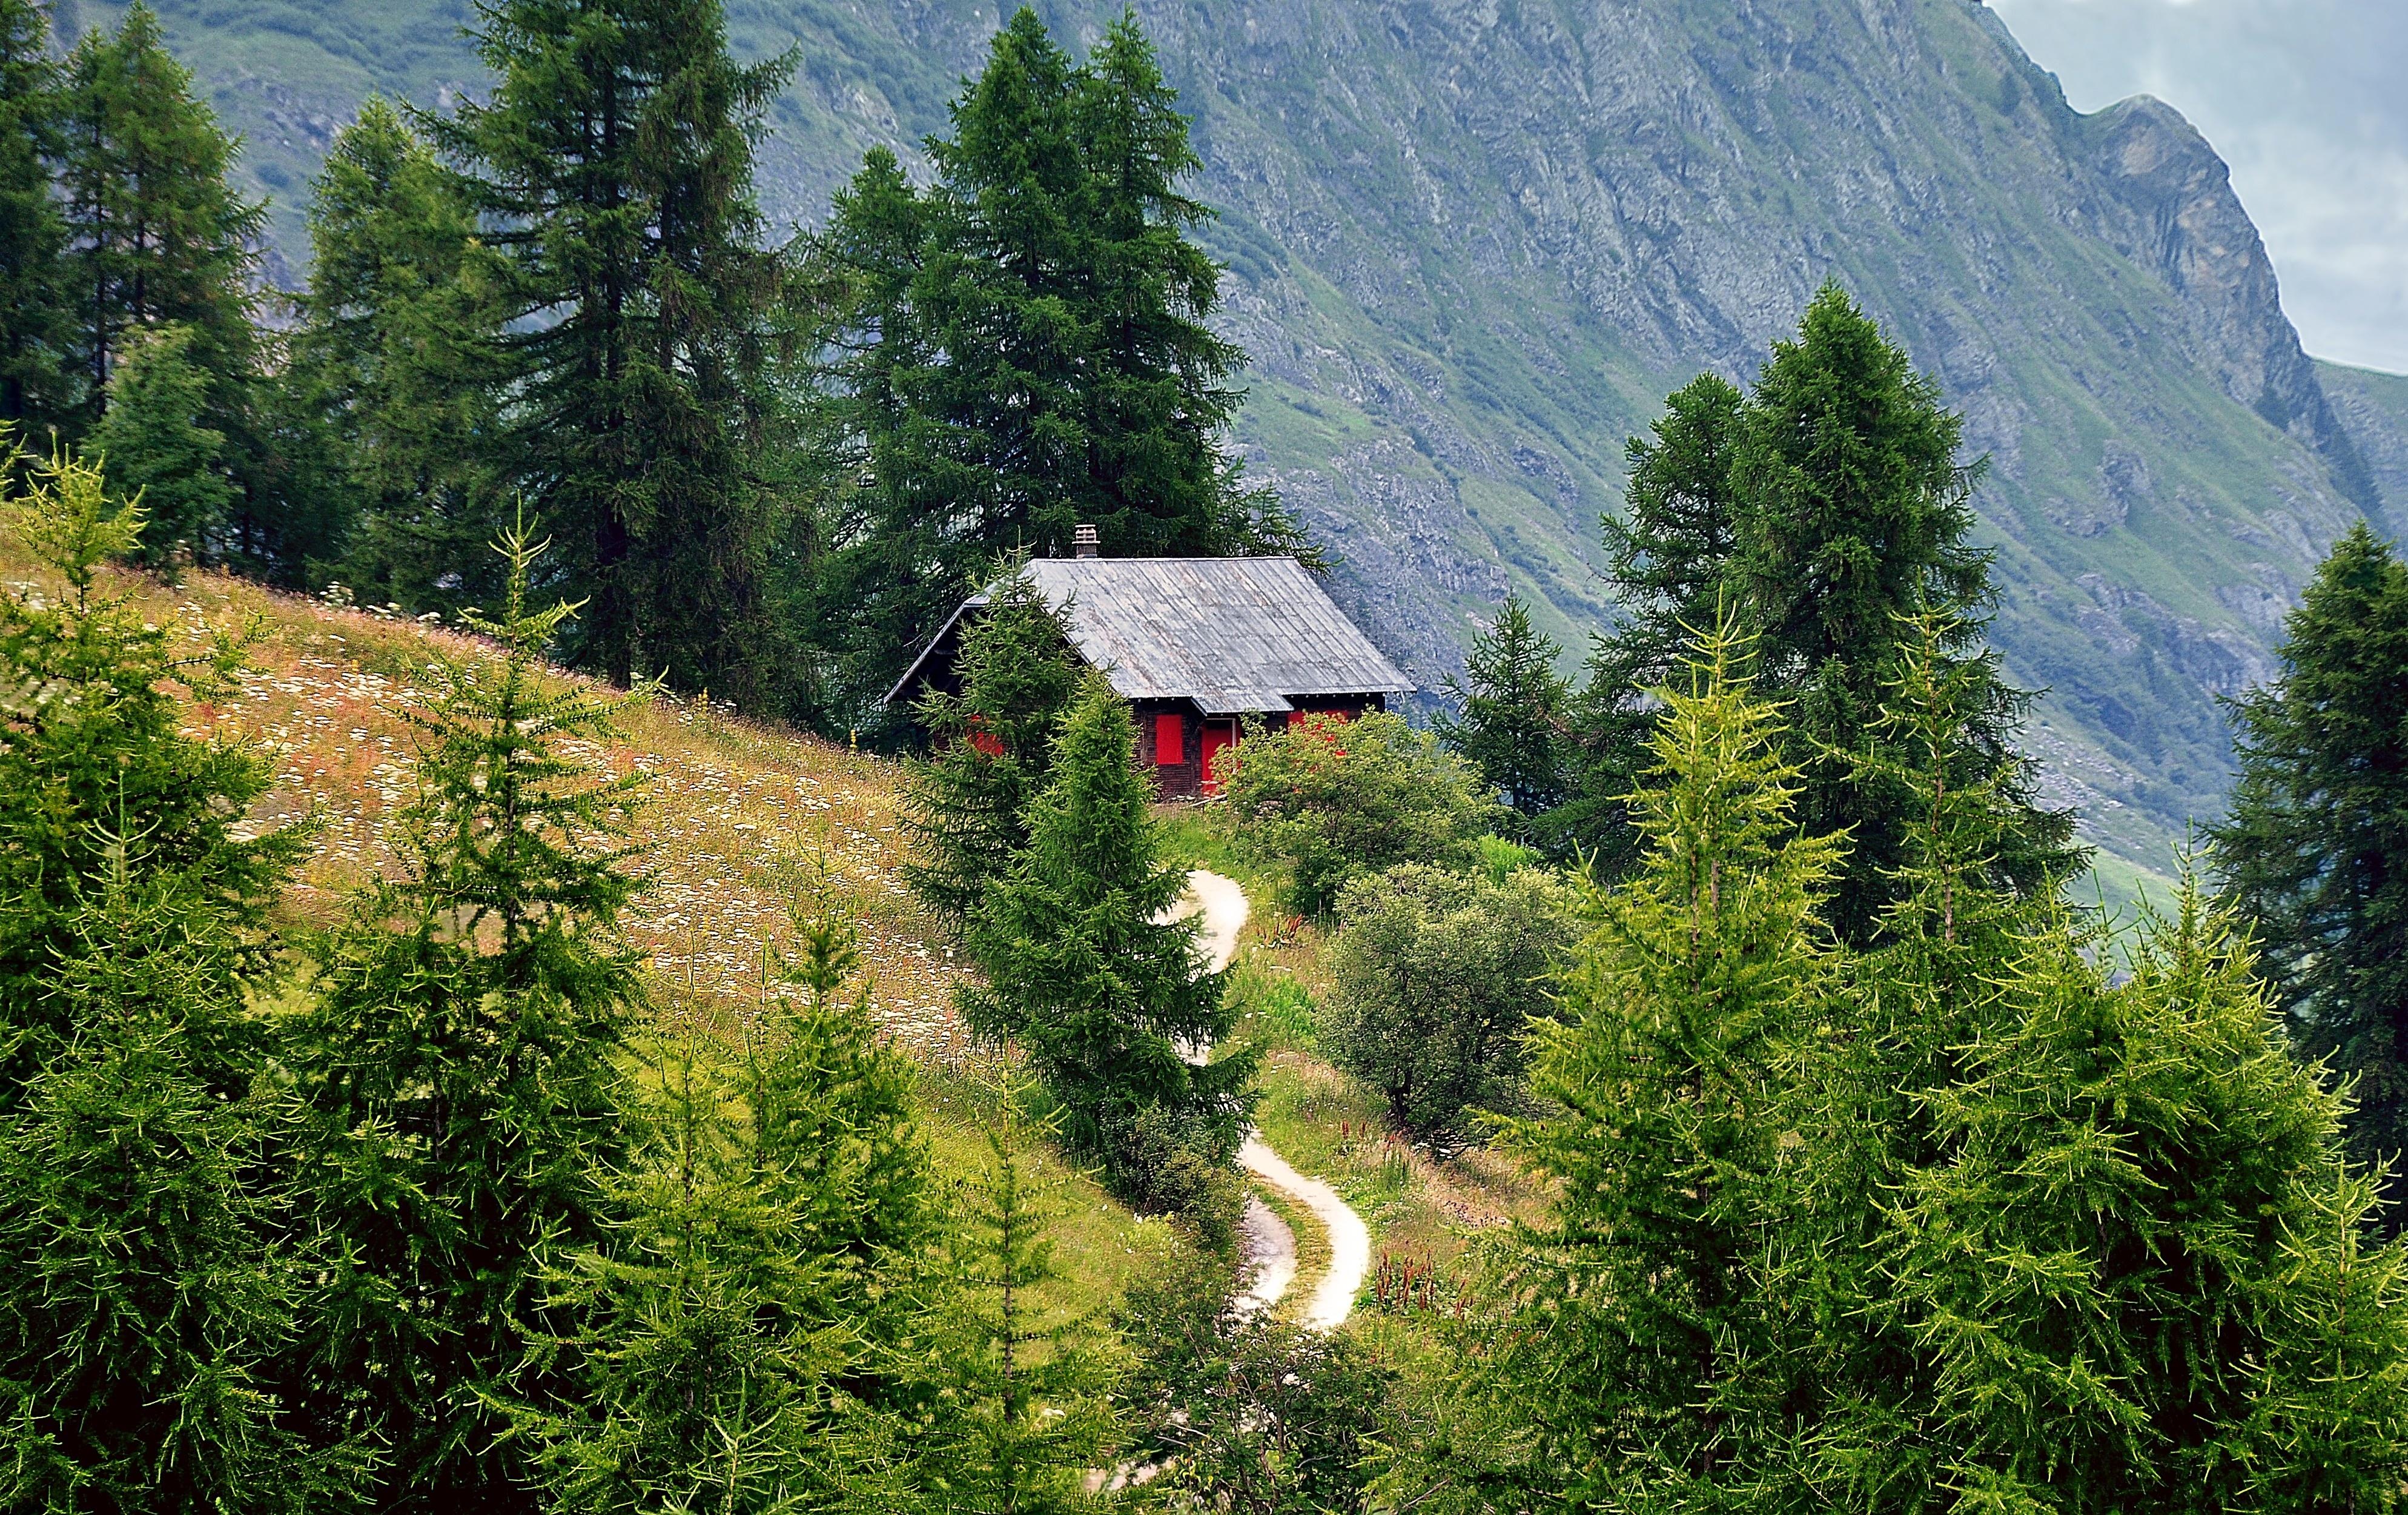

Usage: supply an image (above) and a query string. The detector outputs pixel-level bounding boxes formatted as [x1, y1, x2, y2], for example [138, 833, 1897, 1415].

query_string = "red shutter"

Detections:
[1154, 712, 1185, 766]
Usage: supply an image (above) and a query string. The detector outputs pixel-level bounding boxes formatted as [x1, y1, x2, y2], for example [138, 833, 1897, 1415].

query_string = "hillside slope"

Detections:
[56, 0, 2393, 884]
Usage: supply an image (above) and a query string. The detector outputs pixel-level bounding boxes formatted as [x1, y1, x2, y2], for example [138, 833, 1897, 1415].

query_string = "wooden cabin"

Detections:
[888, 531, 1415, 798]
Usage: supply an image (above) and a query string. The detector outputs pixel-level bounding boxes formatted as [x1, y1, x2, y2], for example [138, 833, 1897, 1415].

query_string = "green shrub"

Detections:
[1321, 862, 1576, 1141]
[1220, 710, 1494, 915]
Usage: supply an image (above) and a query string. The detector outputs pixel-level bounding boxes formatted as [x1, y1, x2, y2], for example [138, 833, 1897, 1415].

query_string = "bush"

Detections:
[1321, 862, 1577, 1141]
[1115, 1251, 1393, 1513]
[1219, 710, 1495, 915]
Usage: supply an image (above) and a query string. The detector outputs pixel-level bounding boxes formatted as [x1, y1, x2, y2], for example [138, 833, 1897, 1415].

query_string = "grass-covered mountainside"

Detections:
[60, 0, 2395, 890]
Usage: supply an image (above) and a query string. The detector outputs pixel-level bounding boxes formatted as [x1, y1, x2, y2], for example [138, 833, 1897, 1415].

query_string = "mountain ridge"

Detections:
[56, 0, 2396, 889]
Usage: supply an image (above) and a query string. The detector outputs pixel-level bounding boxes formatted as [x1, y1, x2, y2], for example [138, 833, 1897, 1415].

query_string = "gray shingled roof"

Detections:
[891, 556, 1414, 714]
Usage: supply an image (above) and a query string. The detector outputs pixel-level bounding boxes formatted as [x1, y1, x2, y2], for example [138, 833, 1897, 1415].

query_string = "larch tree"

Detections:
[58, 2, 260, 436]
[0, 0, 72, 429]
[812, 7, 1304, 727]
[2212, 520, 2408, 1224]
[1553, 371, 1744, 876]
[0, 442, 295, 1100]
[0, 442, 321, 1512]
[280, 527, 649, 1511]
[432, 0, 797, 703]
[293, 98, 512, 617]
[1732, 283, 2077, 941]
[512, 887, 935, 1511]
[83, 320, 233, 561]
[910, 1137, 1122, 1515]
[1435, 617, 1841, 1511]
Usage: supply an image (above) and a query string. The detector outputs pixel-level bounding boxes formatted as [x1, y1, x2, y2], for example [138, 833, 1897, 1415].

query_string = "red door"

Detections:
[1199, 720, 1239, 794]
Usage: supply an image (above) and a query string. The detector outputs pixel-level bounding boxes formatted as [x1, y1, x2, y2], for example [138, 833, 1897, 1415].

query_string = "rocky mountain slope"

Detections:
[59, 0, 2396, 888]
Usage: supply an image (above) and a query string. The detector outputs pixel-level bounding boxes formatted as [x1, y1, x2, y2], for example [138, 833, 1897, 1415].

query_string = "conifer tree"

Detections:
[0, 834, 326, 1514]
[0, 440, 293, 1099]
[910, 1137, 1121, 1514]
[1833, 880, 2408, 1510]
[58, 2, 261, 433]
[1551, 372, 1744, 874]
[294, 98, 511, 616]
[282, 525, 649, 1510]
[962, 677, 1255, 1203]
[0, 0, 72, 428]
[2213, 522, 2408, 1222]
[432, 0, 796, 703]
[1438, 617, 1840, 1508]
[513, 1016, 848, 1513]
[901, 563, 1081, 932]
[84, 320, 233, 563]
[1436, 591, 1570, 834]
[813, 8, 1303, 723]
[1730, 283, 2076, 941]
[515, 872, 938, 1515]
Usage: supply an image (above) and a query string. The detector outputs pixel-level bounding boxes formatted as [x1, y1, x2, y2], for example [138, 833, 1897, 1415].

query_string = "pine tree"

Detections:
[83, 320, 232, 563]
[899, 563, 1081, 932]
[0, 440, 294, 1100]
[961, 677, 1255, 1203]
[58, 1, 261, 433]
[0, 0, 73, 429]
[281, 525, 649, 1510]
[1437, 591, 1570, 833]
[294, 98, 511, 616]
[1551, 371, 1744, 875]
[910, 1136, 1121, 1514]
[1732, 283, 2076, 941]
[2212, 521, 2408, 1222]
[432, 0, 797, 703]
[1444, 616, 1841, 1510]
[812, 7, 1305, 725]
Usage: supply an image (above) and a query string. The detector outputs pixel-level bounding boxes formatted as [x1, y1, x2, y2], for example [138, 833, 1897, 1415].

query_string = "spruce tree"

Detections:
[1552, 371, 1744, 875]
[294, 98, 511, 616]
[1730, 283, 2077, 941]
[900, 563, 1081, 933]
[432, 0, 796, 703]
[1436, 591, 1570, 834]
[813, 8, 1303, 724]
[0, 441, 294, 1100]
[281, 526, 649, 1510]
[84, 320, 232, 563]
[58, 1, 261, 433]
[961, 677, 1255, 1204]
[0, 0, 72, 428]
[910, 1137, 1121, 1514]
[2212, 521, 2408, 1222]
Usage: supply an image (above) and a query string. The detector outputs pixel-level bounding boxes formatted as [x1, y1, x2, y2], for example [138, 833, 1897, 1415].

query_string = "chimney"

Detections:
[1072, 523, 1100, 559]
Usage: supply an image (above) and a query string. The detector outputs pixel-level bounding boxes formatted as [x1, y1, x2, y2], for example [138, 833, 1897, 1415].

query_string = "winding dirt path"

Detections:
[1174, 869, 1371, 1331]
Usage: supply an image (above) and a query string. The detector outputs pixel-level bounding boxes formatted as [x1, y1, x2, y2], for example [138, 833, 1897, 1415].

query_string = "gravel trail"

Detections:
[1174, 869, 1371, 1331]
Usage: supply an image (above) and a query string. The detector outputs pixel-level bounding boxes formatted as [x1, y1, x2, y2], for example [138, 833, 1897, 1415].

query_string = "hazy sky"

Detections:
[1990, 0, 2408, 374]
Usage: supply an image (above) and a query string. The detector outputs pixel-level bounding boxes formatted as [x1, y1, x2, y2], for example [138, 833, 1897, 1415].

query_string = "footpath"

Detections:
[1176, 871, 1370, 1331]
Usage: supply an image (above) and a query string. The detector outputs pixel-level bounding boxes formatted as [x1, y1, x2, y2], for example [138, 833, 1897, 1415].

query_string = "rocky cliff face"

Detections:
[2085, 94, 2377, 509]
[108, 0, 2392, 886]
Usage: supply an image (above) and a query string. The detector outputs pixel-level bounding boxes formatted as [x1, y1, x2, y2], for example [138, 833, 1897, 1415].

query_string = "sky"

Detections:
[1990, 0, 2408, 374]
